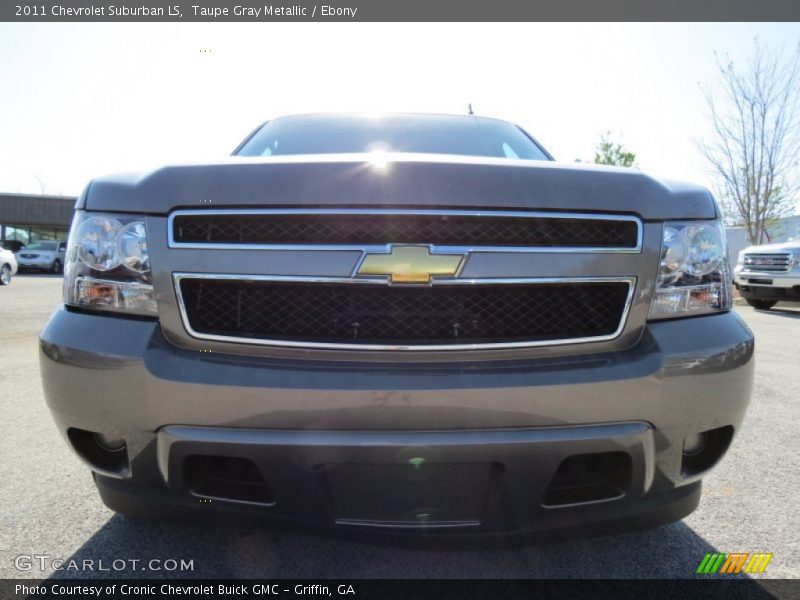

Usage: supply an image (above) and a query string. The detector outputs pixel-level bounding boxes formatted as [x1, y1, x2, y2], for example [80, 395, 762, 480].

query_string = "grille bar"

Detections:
[174, 274, 635, 351]
[169, 209, 642, 253]
[743, 253, 791, 273]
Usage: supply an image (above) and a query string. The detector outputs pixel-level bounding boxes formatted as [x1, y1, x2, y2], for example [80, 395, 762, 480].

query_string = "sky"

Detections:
[0, 22, 799, 212]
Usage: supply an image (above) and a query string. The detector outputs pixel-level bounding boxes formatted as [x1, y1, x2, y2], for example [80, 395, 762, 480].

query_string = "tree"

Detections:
[699, 41, 800, 244]
[33, 174, 49, 195]
[593, 133, 637, 167]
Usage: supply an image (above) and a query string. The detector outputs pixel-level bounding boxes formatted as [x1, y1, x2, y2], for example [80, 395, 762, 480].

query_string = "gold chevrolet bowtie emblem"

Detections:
[357, 245, 464, 284]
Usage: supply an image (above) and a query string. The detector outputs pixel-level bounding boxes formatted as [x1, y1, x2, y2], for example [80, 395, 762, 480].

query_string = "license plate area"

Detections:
[319, 462, 500, 529]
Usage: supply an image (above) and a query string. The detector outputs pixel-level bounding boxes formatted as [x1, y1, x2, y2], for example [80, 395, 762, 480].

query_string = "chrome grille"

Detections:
[743, 253, 791, 272]
[175, 275, 634, 351]
[169, 209, 642, 252]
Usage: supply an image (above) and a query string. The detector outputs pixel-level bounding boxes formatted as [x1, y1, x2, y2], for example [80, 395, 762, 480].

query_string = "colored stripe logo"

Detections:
[696, 553, 773, 574]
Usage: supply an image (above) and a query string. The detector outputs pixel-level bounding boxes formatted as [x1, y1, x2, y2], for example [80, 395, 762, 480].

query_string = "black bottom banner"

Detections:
[1, 579, 798, 600]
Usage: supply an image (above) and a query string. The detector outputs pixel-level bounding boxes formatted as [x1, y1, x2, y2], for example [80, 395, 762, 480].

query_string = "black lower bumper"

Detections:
[96, 471, 701, 546]
[739, 283, 800, 302]
[92, 422, 703, 544]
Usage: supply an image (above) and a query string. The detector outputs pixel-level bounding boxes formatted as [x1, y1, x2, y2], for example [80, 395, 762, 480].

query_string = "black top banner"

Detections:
[2, 0, 800, 22]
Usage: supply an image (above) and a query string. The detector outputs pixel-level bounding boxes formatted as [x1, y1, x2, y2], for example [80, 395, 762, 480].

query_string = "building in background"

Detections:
[726, 215, 800, 263]
[0, 193, 76, 246]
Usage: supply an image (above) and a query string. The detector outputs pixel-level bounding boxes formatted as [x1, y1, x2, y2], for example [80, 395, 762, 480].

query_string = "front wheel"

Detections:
[745, 298, 777, 310]
[0, 264, 11, 286]
[52, 258, 63, 274]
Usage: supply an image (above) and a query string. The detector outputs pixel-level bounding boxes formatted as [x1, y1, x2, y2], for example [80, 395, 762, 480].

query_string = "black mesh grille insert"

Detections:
[172, 213, 639, 249]
[178, 279, 631, 346]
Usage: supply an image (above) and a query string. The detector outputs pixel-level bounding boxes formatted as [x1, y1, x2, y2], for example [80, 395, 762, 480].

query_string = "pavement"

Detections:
[0, 274, 798, 580]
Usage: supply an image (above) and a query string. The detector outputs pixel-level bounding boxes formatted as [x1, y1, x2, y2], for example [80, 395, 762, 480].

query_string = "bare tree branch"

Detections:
[698, 40, 800, 244]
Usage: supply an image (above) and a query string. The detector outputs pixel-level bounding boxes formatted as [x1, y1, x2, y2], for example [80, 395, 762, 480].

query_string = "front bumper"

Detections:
[18, 259, 54, 269]
[39, 307, 754, 541]
[734, 271, 800, 301]
[734, 270, 800, 301]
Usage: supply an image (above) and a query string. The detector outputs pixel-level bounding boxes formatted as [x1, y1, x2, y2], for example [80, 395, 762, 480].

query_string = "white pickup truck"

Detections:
[734, 240, 800, 309]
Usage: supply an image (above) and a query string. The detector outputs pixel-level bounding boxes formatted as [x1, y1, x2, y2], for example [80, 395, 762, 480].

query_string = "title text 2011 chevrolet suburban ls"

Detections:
[40, 114, 754, 542]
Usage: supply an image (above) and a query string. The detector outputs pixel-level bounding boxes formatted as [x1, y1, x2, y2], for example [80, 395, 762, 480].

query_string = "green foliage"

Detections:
[593, 133, 637, 168]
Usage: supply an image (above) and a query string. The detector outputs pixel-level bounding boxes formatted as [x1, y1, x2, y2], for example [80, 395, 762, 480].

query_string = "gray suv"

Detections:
[40, 114, 754, 542]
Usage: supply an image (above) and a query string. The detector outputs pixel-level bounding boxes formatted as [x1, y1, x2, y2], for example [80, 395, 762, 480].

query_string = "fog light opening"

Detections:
[681, 426, 734, 477]
[682, 432, 708, 456]
[66, 428, 130, 478]
[93, 432, 126, 453]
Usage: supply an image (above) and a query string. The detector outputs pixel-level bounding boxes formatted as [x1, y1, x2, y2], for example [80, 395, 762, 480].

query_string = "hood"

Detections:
[742, 240, 800, 254]
[79, 154, 718, 221]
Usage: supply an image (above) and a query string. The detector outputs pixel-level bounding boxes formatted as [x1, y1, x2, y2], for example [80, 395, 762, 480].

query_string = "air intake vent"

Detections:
[184, 455, 274, 506]
[542, 452, 631, 507]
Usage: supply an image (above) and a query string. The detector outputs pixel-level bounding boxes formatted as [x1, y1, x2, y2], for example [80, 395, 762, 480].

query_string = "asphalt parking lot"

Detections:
[1, 274, 798, 580]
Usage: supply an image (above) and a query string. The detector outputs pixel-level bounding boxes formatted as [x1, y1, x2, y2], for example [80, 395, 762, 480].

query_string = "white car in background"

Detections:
[734, 239, 800, 309]
[0, 248, 18, 285]
[16, 241, 67, 274]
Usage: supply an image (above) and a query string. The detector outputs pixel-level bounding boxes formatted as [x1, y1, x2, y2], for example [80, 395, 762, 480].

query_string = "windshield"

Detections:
[25, 242, 58, 251]
[236, 114, 551, 161]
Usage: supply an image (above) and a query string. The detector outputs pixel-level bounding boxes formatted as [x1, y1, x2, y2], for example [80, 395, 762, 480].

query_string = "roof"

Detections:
[269, 112, 514, 125]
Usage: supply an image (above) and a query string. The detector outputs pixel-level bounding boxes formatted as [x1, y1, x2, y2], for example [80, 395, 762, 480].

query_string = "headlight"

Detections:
[117, 221, 150, 272]
[64, 212, 157, 316]
[76, 216, 122, 271]
[659, 226, 687, 281]
[648, 220, 732, 320]
[681, 224, 725, 276]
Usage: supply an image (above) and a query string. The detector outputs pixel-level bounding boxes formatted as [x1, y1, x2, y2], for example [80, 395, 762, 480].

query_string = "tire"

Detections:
[52, 258, 63, 274]
[745, 298, 776, 310]
[0, 264, 11, 286]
